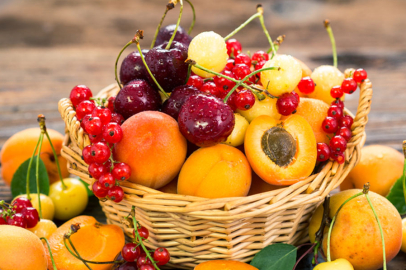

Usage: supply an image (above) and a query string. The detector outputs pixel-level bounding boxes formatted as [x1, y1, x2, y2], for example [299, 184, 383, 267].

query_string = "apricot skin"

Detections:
[194, 260, 258, 270]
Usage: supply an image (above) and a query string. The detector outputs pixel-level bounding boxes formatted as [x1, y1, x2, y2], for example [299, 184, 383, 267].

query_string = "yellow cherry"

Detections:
[225, 113, 249, 147]
[15, 193, 55, 220]
[313, 259, 354, 270]
[28, 219, 57, 239]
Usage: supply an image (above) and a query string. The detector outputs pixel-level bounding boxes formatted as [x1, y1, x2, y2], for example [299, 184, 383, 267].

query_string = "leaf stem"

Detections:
[115, 40, 134, 90]
[41, 237, 58, 270]
[165, 0, 183, 50]
[45, 130, 67, 190]
[36, 133, 44, 219]
[324, 20, 337, 68]
[26, 135, 42, 200]
[185, 0, 195, 35]
[224, 12, 261, 41]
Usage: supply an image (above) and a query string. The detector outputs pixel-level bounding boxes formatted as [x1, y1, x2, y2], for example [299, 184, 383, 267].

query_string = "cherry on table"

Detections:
[155, 24, 192, 47]
[70, 85, 93, 108]
[161, 85, 200, 120]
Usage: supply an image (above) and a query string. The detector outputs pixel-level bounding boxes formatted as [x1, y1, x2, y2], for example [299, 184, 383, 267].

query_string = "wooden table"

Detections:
[1, 0, 406, 269]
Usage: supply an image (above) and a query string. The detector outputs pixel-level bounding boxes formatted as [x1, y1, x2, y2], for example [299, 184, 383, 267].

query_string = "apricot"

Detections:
[28, 219, 58, 239]
[282, 98, 330, 144]
[16, 193, 55, 220]
[195, 260, 258, 270]
[309, 190, 402, 270]
[308, 65, 345, 104]
[45, 216, 124, 270]
[0, 225, 48, 270]
[178, 144, 251, 198]
[248, 171, 283, 195]
[158, 178, 178, 194]
[401, 218, 406, 253]
[0, 128, 69, 186]
[245, 114, 317, 185]
[114, 111, 187, 189]
[341, 145, 404, 196]
[293, 56, 312, 77]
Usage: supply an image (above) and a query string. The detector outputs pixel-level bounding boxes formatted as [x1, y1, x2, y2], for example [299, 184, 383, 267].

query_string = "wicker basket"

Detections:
[58, 68, 372, 269]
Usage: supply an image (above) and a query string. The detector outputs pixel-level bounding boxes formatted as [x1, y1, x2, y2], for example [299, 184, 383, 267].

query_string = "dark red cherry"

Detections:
[114, 80, 161, 120]
[7, 213, 27, 228]
[162, 85, 200, 120]
[145, 41, 189, 93]
[155, 24, 192, 47]
[21, 207, 39, 228]
[178, 93, 235, 147]
[70, 85, 92, 108]
[119, 50, 149, 86]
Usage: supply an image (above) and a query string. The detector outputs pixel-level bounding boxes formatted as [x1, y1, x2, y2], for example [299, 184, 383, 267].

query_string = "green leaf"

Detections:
[79, 178, 94, 197]
[386, 175, 406, 215]
[250, 243, 297, 270]
[11, 156, 50, 198]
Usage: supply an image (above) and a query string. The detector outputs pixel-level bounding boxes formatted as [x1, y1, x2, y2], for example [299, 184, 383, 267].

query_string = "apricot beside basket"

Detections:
[58, 69, 372, 269]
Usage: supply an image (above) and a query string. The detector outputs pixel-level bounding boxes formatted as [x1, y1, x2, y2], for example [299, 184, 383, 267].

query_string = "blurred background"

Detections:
[1, 0, 406, 149]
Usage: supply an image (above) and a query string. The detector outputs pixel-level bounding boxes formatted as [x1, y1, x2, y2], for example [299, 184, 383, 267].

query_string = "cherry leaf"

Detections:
[250, 243, 297, 270]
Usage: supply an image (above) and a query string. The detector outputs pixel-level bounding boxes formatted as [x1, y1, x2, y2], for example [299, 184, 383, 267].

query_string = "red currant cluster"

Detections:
[116, 225, 170, 269]
[317, 68, 368, 164]
[0, 197, 39, 229]
[70, 85, 130, 203]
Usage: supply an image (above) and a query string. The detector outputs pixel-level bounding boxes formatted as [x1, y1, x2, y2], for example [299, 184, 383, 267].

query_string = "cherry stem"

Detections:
[185, 63, 192, 84]
[26, 134, 42, 201]
[292, 243, 316, 270]
[165, 0, 184, 50]
[135, 41, 170, 99]
[312, 241, 321, 265]
[224, 11, 261, 41]
[150, 2, 173, 49]
[36, 132, 44, 219]
[41, 237, 58, 270]
[185, 0, 195, 35]
[45, 130, 67, 190]
[131, 206, 161, 270]
[115, 40, 134, 90]
[324, 19, 337, 68]
[327, 190, 365, 262]
[365, 192, 387, 270]
[256, 5, 276, 57]
[402, 141, 406, 207]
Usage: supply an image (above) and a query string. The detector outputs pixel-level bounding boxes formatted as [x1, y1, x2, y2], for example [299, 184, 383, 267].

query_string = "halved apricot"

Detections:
[245, 114, 317, 185]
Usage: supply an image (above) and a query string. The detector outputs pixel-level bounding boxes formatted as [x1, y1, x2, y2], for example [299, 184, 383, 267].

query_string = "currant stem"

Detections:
[256, 5, 276, 57]
[326, 191, 363, 262]
[185, 0, 196, 35]
[365, 193, 387, 270]
[224, 12, 261, 41]
[131, 206, 161, 270]
[115, 40, 134, 90]
[41, 237, 58, 270]
[324, 19, 337, 68]
[165, 0, 184, 50]
[26, 135, 42, 201]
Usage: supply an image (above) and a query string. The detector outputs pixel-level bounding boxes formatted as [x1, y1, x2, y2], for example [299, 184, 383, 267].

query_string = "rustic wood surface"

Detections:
[1, 0, 406, 269]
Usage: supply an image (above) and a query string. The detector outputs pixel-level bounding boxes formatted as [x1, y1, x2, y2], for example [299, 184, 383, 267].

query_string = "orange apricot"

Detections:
[114, 111, 187, 189]
[178, 144, 251, 198]
[0, 225, 48, 270]
[245, 114, 317, 185]
[0, 128, 69, 186]
[195, 260, 258, 270]
[281, 98, 330, 144]
[248, 171, 283, 195]
[341, 145, 404, 196]
[45, 216, 124, 270]
[158, 177, 178, 194]
[293, 56, 312, 78]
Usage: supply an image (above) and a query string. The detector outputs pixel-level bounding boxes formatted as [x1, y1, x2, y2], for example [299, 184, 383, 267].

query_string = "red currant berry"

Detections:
[339, 115, 354, 129]
[235, 89, 255, 110]
[330, 135, 347, 153]
[139, 265, 154, 270]
[322, 117, 339, 134]
[297, 76, 315, 94]
[154, 247, 170, 266]
[341, 78, 357, 94]
[225, 38, 242, 57]
[121, 243, 140, 262]
[218, 89, 238, 111]
[225, 59, 235, 70]
[232, 64, 251, 80]
[317, 143, 331, 162]
[338, 126, 352, 142]
[111, 113, 125, 125]
[21, 207, 39, 228]
[112, 163, 131, 181]
[251, 50, 269, 63]
[102, 122, 123, 144]
[254, 60, 267, 77]
[76, 100, 96, 120]
[80, 114, 92, 130]
[234, 53, 251, 66]
[137, 255, 152, 268]
[70, 85, 92, 108]
[134, 226, 150, 240]
[330, 86, 343, 99]
[92, 107, 112, 126]
[214, 71, 236, 93]
[353, 68, 367, 83]
[12, 197, 32, 214]
[90, 142, 111, 164]
[88, 163, 108, 179]
[7, 213, 27, 228]
[276, 92, 299, 116]
[103, 159, 113, 172]
[89, 133, 104, 144]
[331, 99, 344, 110]
[92, 181, 109, 198]
[200, 82, 220, 97]
[292, 91, 300, 104]
[82, 145, 94, 164]
[85, 117, 103, 135]
[327, 105, 343, 120]
[107, 96, 116, 113]
[108, 186, 125, 203]
[331, 151, 345, 164]
[98, 173, 115, 190]
[186, 75, 204, 90]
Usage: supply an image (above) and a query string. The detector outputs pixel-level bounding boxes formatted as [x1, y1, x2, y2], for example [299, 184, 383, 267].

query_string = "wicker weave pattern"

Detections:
[58, 69, 372, 269]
